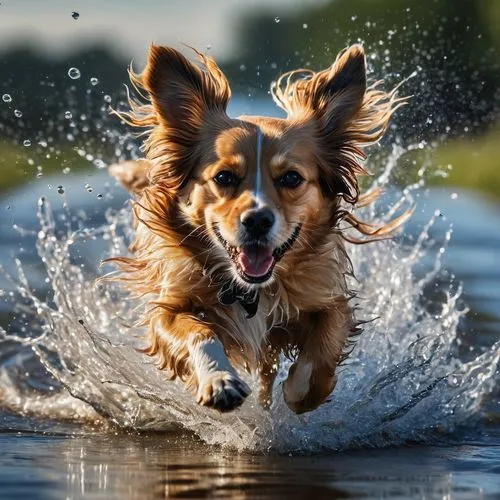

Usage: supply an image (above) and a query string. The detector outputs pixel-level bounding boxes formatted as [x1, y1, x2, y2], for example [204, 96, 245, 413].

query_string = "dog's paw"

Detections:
[196, 372, 251, 412]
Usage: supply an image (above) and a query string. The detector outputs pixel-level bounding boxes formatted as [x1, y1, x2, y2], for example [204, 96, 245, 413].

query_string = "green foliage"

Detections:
[432, 128, 500, 198]
[0, 141, 90, 193]
[0, 46, 127, 136]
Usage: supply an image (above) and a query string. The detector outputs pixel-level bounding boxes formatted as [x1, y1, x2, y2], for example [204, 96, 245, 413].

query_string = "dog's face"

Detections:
[181, 118, 332, 286]
[138, 45, 386, 287]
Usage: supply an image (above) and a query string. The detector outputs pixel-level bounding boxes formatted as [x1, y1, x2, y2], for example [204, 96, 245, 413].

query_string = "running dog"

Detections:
[107, 44, 407, 413]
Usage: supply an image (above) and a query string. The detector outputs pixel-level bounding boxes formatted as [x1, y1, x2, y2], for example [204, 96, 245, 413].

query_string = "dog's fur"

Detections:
[106, 44, 407, 413]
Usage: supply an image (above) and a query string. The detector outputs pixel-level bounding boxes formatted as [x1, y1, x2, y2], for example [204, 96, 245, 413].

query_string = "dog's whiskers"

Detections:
[178, 224, 207, 246]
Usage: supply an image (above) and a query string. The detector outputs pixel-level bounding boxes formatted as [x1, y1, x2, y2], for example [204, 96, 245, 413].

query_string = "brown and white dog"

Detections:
[107, 44, 408, 414]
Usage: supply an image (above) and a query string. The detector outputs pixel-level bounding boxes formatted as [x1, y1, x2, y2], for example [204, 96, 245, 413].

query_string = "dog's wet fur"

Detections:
[107, 44, 407, 413]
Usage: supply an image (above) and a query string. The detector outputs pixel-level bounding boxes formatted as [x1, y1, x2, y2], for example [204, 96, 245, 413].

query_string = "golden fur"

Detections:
[106, 44, 409, 413]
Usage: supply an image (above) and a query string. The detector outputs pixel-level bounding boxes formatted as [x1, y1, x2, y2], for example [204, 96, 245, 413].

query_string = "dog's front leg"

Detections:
[283, 299, 354, 414]
[149, 312, 250, 412]
[188, 335, 251, 412]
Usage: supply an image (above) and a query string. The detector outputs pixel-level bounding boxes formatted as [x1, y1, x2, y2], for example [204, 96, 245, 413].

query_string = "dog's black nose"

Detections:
[241, 208, 275, 236]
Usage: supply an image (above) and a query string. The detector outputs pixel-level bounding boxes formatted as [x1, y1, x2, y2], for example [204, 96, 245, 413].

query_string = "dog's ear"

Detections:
[276, 45, 400, 203]
[143, 45, 231, 134]
[135, 45, 232, 188]
[304, 44, 367, 137]
[296, 46, 368, 201]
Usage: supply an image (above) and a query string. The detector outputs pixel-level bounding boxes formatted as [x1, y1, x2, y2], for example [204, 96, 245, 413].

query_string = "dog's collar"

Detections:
[217, 281, 260, 319]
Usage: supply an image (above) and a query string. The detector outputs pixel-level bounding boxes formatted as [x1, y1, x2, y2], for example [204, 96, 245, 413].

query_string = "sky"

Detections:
[0, 0, 327, 63]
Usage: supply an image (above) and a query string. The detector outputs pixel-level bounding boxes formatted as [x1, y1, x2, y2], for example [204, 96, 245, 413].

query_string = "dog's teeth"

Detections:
[273, 225, 301, 261]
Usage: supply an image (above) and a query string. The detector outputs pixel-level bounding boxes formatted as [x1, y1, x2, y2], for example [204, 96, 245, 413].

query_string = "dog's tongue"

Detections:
[238, 246, 275, 277]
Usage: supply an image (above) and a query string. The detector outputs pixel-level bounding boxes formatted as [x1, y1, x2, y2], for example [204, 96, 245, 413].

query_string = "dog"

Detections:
[106, 44, 408, 414]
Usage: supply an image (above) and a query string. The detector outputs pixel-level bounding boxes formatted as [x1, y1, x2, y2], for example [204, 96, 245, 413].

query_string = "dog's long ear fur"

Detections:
[118, 46, 231, 190]
[143, 45, 231, 133]
[273, 45, 404, 204]
[298, 44, 367, 137]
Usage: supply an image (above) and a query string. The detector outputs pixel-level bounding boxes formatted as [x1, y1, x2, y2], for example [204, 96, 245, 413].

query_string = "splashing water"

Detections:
[1, 142, 498, 453]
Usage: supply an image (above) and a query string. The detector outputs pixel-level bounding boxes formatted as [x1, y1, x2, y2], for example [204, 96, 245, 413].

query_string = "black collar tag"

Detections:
[217, 282, 260, 318]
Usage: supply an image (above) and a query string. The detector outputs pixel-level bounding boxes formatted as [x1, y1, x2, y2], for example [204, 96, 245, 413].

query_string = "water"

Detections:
[1, 431, 499, 499]
[0, 100, 499, 496]
[67, 68, 81, 80]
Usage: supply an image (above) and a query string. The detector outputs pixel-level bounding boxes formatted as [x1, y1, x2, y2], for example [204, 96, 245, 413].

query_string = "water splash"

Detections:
[67, 68, 81, 80]
[1, 146, 498, 452]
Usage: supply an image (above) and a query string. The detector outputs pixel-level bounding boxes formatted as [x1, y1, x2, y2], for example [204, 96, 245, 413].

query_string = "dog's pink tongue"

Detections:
[238, 247, 274, 277]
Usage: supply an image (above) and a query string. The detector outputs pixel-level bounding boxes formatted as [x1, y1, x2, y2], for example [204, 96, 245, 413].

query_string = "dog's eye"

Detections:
[277, 171, 304, 189]
[214, 170, 239, 187]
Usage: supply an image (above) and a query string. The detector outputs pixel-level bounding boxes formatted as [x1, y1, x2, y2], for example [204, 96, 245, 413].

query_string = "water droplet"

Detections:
[302, 23, 308, 29]
[23, 139, 31, 147]
[450, 192, 458, 200]
[65, 111, 73, 119]
[274, 17, 280, 23]
[68, 67, 81, 80]
[85, 183, 93, 193]
[103, 94, 112, 103]
[2, 94, 12, 103]
[90, 77, 99, 86]
[239, 64, 247, 72]
[36, 172, 43, 179]
[94, 158, 106, 169]
[97, 194, 103, 199]
[14, 109, 22, 117]
[205, 44, 212, 51]
[71, 11, 80, 20]
[57, 185, 65, 194]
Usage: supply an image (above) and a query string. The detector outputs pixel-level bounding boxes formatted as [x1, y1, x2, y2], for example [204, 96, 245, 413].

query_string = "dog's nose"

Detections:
[241, 208, 275, 237]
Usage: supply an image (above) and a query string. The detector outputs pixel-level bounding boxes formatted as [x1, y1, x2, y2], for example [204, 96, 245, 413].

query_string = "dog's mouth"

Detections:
[213, 225, 301, 284]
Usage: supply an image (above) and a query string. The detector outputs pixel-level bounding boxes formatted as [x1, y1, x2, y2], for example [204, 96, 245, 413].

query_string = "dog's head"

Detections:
[127, 45, 398, 288]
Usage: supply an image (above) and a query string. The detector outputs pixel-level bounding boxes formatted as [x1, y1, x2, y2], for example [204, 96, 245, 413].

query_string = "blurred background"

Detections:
[0, 0, 499, 196]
